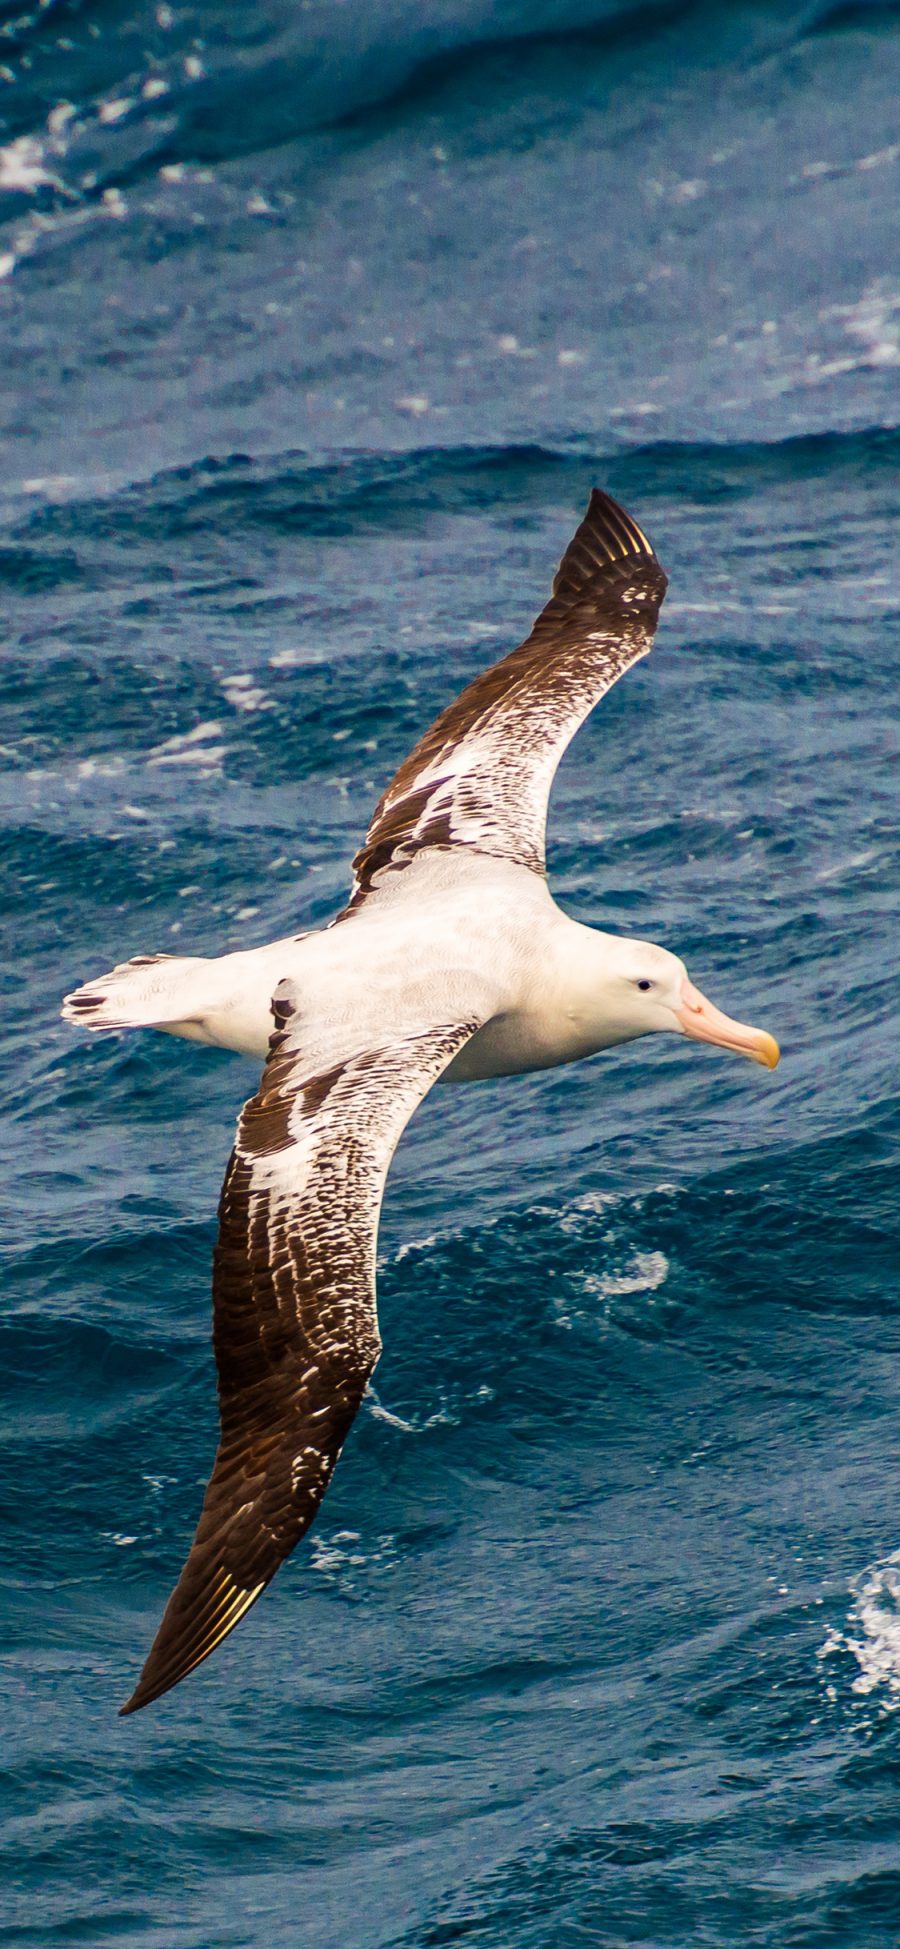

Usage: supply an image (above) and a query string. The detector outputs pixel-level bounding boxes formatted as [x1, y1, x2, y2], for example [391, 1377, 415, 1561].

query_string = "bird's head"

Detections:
[594, 936, 780, 1069]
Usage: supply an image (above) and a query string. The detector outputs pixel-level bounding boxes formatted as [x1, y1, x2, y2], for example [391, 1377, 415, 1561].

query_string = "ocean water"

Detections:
[2, 1, 899, 1943]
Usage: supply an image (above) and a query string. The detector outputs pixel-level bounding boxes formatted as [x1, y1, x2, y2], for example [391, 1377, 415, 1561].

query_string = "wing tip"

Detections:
[118, 1690, 145, 1718]
[586, 486, 655, 557]
[118, 1663, 173, 1716]
[117, 1656, 184, 1717]
[117, 1574, 269, 1718]
[551, 486, 666, 604]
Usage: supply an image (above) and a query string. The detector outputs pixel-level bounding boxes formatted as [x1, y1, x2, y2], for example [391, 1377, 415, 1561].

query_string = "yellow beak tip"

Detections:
[757, 1034, 781, 1071]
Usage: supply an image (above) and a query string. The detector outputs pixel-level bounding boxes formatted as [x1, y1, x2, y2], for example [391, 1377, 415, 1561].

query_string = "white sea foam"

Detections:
[581, 1250, 669, 1303]
[309, 1530, 398, 1582]
[0, 136, 54, 193]
[147, 722, 226, 769]
[220, 673, 274, 714]
[47, 104, 76, 140]
[663, 599, 740, 617]
[20, 475, 84, 497]
[310, 1530, 368, 1573]
[819, 1550, 900, 1711]
[836, 283, 900, 368]
[98, 97, 134, 126]
[365, 1377, 494, 1435]
[803, 281, 900, 387]
[76, 756, 126, 780]
[268, 647, 305, 668]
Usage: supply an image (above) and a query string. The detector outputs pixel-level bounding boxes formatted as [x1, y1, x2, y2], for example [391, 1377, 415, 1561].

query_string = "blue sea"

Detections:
[2, 1, 899, 1943]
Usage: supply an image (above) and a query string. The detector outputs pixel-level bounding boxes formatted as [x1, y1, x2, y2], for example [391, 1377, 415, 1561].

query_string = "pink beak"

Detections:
[676, 976, 780, 1069]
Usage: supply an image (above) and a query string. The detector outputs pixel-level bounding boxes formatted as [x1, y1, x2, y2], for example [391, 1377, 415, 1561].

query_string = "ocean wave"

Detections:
[5, 425, 899, 546]
[1, 0, 899, 484]
[0, 4, 702, 183]
[0, 1313, 178, 1441]
[0, 1, 887, 192]
[820, 1550, 900, 1715]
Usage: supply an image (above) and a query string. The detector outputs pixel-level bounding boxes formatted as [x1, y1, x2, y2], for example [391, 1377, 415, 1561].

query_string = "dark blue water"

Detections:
[2, 3, 899, 1944]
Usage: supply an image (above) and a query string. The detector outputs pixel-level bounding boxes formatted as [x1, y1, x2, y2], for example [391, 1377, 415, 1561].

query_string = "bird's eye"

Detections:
[636, 979, 653, 992]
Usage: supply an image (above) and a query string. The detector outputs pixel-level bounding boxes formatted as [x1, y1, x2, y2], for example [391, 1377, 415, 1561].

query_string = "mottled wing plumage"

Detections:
[120, 996, 482, 1714]
[346, 489, 667, 906]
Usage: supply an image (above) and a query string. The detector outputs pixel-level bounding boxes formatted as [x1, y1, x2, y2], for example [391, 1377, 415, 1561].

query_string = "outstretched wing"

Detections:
[345, 488, 667, 908]
[120, 993, 482, 1714]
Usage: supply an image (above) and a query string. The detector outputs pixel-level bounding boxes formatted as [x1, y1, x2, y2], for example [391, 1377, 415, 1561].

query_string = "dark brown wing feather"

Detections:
[120, 1001, 481, 1715]
[344, 488, 667, 908]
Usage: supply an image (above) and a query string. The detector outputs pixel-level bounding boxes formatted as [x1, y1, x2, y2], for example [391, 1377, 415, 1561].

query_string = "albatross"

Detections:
[63, 488, 779, 1715]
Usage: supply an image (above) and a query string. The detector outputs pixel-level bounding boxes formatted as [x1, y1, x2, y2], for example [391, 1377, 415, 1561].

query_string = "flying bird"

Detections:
[63, 489, 779, 1714]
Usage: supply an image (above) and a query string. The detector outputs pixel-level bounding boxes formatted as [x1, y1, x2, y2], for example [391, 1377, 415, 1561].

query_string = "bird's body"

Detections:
[62, 489, 779, 1714]
[81, 861, 694, 1076]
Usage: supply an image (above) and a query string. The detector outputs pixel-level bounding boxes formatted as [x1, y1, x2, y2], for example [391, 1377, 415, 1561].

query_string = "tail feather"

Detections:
[62, 953, 206, 1034]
